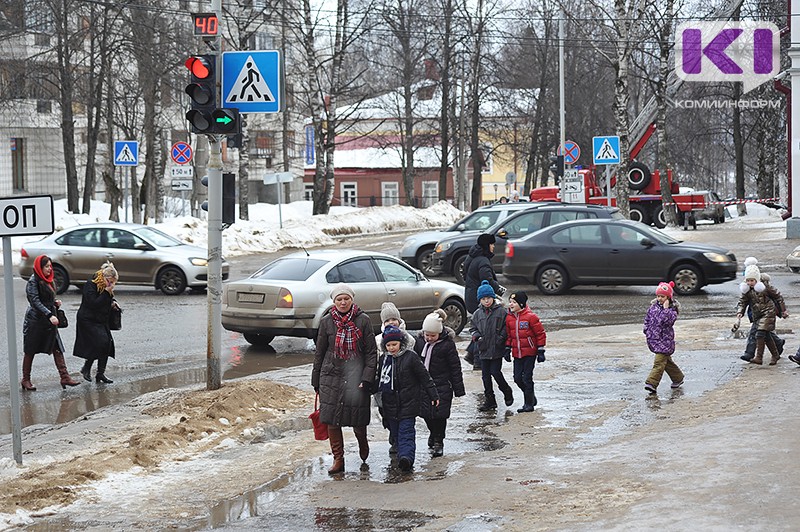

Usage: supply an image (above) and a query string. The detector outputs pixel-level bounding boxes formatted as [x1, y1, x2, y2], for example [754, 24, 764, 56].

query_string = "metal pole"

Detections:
[207, 0, 223, 390]
[124, 167, 129, 223]
[558, 14, 566, 194]
[788, 0, 800, 234]
[3, 237, 23, 465]
[278, 182, 284, 229]
[605, 166, 612, 206]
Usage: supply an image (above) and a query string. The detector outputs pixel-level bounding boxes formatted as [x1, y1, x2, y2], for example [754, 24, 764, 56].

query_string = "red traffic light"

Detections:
[185, 56, 213, 79]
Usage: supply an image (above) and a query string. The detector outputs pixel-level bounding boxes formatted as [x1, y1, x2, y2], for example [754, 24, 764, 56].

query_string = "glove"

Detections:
[503, 347, 512, 362]
[472, 334, 480, 342]
[496, 284, 507, 296]
[537, 348, 546, 363]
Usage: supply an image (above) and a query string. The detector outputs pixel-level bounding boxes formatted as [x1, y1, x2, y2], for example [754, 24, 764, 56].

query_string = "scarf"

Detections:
[33, 255, 55, 291]
[331, 303, 362, 360]
[421, 339, 441, 370]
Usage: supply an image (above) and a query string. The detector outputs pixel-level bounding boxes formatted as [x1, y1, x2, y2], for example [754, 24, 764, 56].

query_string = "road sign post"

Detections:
[1, 195, 55, 465]
[264, 172, 295, 228]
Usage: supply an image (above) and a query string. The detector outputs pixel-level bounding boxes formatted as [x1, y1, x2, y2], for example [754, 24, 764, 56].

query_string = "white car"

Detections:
[222, 249, 468, 346]
[787, 245, 800, 273]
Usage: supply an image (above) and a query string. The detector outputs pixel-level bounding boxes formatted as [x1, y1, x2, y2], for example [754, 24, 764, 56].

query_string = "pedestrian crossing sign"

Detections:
[114, 141, 139, 166]
[222, 51, 282, 114]
[592, 136, 620, 165]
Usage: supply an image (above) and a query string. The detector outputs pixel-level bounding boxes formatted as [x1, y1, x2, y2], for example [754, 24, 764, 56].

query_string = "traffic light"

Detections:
[549, 155, 564, 181]
[185, 55, 216, 133]
[212, 108, 241, 136]
[222, 172, 235, 225]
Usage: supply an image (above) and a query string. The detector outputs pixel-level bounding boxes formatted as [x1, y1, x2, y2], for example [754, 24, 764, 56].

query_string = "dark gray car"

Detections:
[432, 204, 623, 284]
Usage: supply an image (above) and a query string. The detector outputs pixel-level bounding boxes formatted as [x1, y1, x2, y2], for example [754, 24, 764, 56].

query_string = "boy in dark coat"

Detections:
[379, 326, 439, 472]
[469, 280, 513, 411]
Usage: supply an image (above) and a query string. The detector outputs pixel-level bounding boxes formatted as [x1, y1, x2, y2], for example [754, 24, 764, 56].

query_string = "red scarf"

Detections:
[331, 304, 363, 360]
[33, 255, 54, 290]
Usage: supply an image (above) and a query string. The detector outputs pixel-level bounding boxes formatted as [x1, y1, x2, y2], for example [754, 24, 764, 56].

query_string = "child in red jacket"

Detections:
[505, 291, 546, 412]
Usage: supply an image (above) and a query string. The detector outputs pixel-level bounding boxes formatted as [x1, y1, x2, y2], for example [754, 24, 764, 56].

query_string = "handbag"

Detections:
[308, 393, 328, 441]
[56, 308, 68, 329]
[108, 306, 122, 331]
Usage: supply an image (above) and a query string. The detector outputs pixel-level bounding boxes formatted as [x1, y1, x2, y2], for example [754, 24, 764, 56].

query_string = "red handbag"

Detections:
[309, 393, 328, 441]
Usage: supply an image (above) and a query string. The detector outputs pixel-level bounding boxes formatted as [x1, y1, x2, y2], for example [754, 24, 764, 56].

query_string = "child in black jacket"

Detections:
[378, 326, 439, 471]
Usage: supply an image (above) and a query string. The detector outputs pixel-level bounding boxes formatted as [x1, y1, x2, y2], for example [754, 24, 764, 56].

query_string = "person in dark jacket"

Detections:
[312, 283, 378, 475]
[378, 325, 439, 472]
[21, 255, 80, 391]
[74, 261, 120, 384]
[463, 233, 504, 315]
[470, 281, 513, 411]
[414, 309, 465, 457]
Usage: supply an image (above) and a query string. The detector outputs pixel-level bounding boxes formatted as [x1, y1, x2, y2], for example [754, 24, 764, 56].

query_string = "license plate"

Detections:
[237, 292, 265, 304]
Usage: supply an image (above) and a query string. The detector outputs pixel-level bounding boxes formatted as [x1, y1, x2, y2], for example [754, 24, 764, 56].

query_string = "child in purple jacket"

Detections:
[643, 281, 684, 394]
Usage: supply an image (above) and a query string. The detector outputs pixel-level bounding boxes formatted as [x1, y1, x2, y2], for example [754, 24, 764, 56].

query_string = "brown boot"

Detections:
[766, 336, 780, 365]
[21, 353, 36, 391]
[53, 351, 80, 388]
[353, 426, 369, 462]
[750, 338, 764, 365]
[327, 426, 345, 474]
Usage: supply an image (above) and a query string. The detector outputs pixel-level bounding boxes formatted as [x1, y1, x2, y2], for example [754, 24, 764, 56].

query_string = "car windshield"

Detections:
[251, 258, 328, 281]
[133, 227, 184, 247]
[449, 210, 501, 231]
[635, 224, 681, 244]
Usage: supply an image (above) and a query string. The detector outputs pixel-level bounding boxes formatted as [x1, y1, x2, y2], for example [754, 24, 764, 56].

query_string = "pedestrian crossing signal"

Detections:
[185, 55, 216, 133]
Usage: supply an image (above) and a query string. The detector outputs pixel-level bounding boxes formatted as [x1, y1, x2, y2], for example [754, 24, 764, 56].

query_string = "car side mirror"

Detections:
[456, 223, 466, 231]
[415, 270, 426, 282]
[640, 238, 655, 248]
[497, 229, 508, 239]
[134, 242, 152, 251]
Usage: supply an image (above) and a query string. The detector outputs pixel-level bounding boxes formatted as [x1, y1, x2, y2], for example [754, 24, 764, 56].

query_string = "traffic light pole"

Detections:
[207, 0, 223, 391]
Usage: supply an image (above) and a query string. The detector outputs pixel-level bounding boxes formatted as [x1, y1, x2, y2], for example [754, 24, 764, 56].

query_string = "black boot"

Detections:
[479, 393, 497, 411]
[95, 357, 113, 384]
[80, 359, 93, 382]
[500, 384, 514, 407]
[517, 391, 535, 413]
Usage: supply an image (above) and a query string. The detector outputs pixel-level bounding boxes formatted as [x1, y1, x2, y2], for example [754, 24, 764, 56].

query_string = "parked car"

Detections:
[19, 223, 229, 295]
[432, 203, 623, 284]
[787, 245, 800, 273]
[399, 201, 542, 276]
[692, 191, 726, 224]
[222, 249, 468, 346]
[502, 219, 737, 295]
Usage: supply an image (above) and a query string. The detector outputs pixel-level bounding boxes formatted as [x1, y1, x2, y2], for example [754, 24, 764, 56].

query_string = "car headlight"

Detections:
[190, 258, 208, 267]
[435, 242, 452, 253]
[791, 250, 800, 258]
[703, 252, 730, 263]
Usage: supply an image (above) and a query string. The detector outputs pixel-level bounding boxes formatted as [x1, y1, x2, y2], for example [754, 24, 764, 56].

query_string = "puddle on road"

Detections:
[0, 350, 315, 435]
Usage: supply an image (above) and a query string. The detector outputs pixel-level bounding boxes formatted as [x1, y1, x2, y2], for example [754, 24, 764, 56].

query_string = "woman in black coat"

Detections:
[73, 262, 120, 384]
[311, 283, 378, 475]
[21, 255, 80, 390]
[414, 309, 465, 457]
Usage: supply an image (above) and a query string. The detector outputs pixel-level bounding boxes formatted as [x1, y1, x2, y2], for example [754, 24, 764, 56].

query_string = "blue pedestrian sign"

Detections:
[222, 51, 282, 114]
[114, 141, 138, 166]
[592, 136, 620, 165]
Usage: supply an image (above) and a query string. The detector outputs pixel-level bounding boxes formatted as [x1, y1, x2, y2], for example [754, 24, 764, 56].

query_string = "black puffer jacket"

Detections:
[379, 347, 439, 421]
[73, 279, 116, 360]
[463, 244, 501, 313]
[312, 309, 378, 427]
[414, 327, 465, 419]
[23, 274, 59, 355]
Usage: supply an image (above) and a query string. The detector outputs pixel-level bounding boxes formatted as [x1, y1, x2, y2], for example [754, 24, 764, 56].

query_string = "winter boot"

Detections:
[21, 353, 36, 391]
[95, 357, 113, 384]
[80, 360, 93, 382]
[500, 383, 514, 407]
[479, 392, 497, 411]
[53, 351, 80, 389]
[767, 337, 781, 365]
[427, 433, 434, 449]
[327, 426, 345, 474]
[750, 338, 765, 365]
[431, 440, 444, 457]
[353, 426, 369, 462]
[517, 391, 535, 413]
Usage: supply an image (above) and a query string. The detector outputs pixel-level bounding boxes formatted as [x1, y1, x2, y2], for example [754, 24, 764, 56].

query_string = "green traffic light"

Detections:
[215, 115, 233, 125]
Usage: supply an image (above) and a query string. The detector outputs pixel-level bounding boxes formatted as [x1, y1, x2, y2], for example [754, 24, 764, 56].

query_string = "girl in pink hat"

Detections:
[643, 281, 684, 394]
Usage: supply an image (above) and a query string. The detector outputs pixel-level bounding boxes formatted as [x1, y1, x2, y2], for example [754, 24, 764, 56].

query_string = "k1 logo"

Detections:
[675, 21, 779, 93]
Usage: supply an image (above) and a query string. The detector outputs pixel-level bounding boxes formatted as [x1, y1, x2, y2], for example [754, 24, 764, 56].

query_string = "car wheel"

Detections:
[244, 333, 275, 346]
[791, 267, 800, 274]
[441, 298, 467, 335]
[629, 204, 651, 225]
[157, 266, 187, 295]
[671, 263, 703, 295]
[53, 265, 69, 295]
[453, 254, 467, 285]
[652, 205, 667, 228]
[416, 247, 436, 277]
[627, 162, 651, 191]
[536, 264, 568, 295]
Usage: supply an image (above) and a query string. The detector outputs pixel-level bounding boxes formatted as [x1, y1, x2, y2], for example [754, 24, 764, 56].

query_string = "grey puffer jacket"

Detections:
[312, 309, 378, 427]
[468, 301, 508, 360]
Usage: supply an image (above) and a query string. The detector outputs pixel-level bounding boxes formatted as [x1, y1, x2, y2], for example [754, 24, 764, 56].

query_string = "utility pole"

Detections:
[788, 0, 800, 237]
[558, 14, 566, 188]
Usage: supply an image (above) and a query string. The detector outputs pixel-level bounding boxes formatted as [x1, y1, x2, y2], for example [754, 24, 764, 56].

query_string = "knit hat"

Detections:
[477, 233, 496, 249]
[380, 302, 401, 324]
[476, 280, 496, 300]
[744, 264, 761, 281]
[422, 309, 446, 334]
[655, 281, 674, 299]
[330, 283, 355, 300]
[510, 291, 528, 308]
[382, 325, 405, 346]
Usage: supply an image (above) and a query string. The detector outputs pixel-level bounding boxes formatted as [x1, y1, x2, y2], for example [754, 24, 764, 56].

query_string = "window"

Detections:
[253, 258, 327, 281]
[550, 225, 602, 245]
[56, 228, 102, 247]
[374, 259, 417, 282]
[340, 182, 357, 207]
[606, 224, 648, 246]
[332, 259, 379, 283]
[549, 210, 593, 226]
[252, 131, 275, 158]
[34, 33, 49, 46]
[382, 182, 399, 206]
[459, 210, 501, 231]
[304, 183, 314, 201]
[504, 211, 546, 239]
[480, 143, 493, 174]
[285, 131, 297, 158]
[421, 181, 438, 208]
[104, 229, 142, 249]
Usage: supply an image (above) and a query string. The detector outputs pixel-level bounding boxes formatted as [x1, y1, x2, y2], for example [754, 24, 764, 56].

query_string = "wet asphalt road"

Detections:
[0, 222, 797, 434]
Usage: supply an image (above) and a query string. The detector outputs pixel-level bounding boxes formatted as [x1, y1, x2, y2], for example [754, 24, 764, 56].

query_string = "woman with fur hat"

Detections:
[643, 281, 684, 393]
[73, 261, 121, 385]
[737, 263, 786, 365]
[20, 255, 80, 391]
[414, 309, 465, 457]
[504, 291, 546, 412]
[463, 233, 504, 314]
[312, 283, 378, 474]
[378, 325, 439, 472]
[738, 257, 785, 362]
